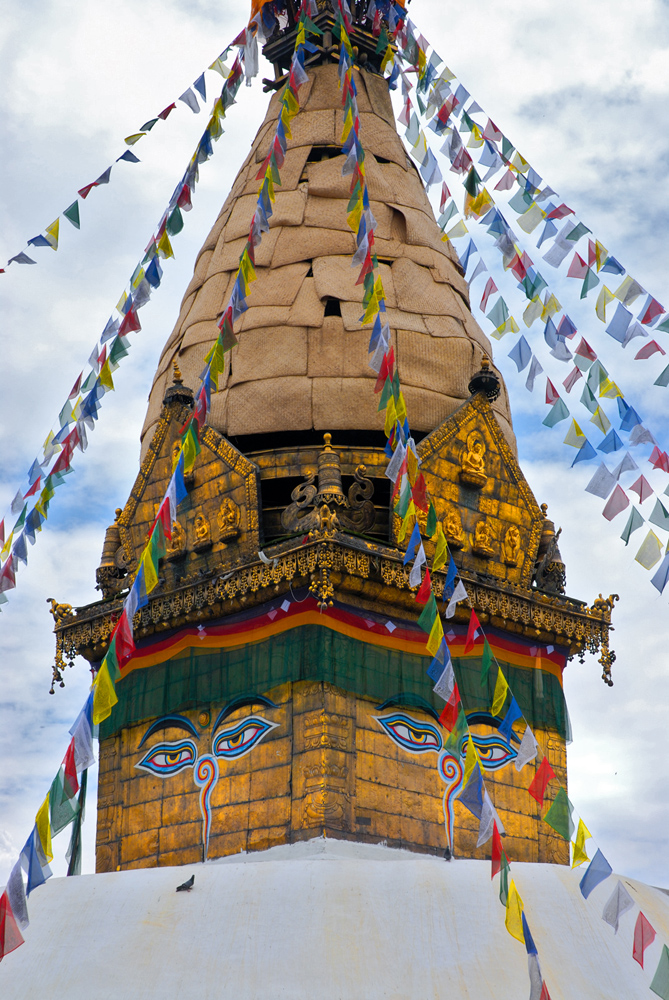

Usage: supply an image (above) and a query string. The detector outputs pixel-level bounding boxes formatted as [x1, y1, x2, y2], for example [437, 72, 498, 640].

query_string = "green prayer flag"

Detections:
[347, 180, 362, 212]
[63, 200, 81, 229]
[166, 206, 184, 236]
[499, 854, 510, 906]
[417, 594, 438, 633]
[487, 297, 510, 329]
[565, 222, 591, 243]
[649, 498, 669, 531]
[13, 504, 27, 533]
[105, 635, 121, 683]
[521, 272, 547, 301]
[580, 383, 599, 415]
[374, 26, 389, 53]
[377, 377, 392, 410]
[391, 369, 401, 403]
[543, 787, 575, 840]
[49, 769, 80, 836]
[542, 398, 570, 427]
[621, 507, 644, 545]
[480, 639, 493, 687]
[501, 137, 514, 162]
[656, 316, 669, 334]
[650, 945, 669, 999]
[109, 335, 130, 367]
[300, 14, 323, 35]
[654, 364, 669, 387]
[426, 502, 437, 538]
[463, 166, 480, 196]
[580, 267, 600, 299]
[444, 707, 468, 757]
[508, 188, 533, 214]
[460, 111, 475, 133]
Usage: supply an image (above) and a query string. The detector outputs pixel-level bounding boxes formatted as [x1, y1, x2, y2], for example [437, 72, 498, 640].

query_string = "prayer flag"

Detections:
[542, 398, 570, 427]
[6, 862, 28, 930]
[0, 891, 24, 962]
[543, 787, 574, 840]
[649, 499, 669, 531]
[414, 565, 432, 603]
[464, 610, 480, 653]
[498, 696, 522, 742]
[635, 530, 662, 570]
[92, 661, 118, 726]
[572, 818, 591, 868]
[491, 667, 509, 716]
[63, 200, 80, 229]
[650, 946, 669, 999]
[602, 485, 629, 521]
[634, 912, 656, 967]
[528, 756, 555, 804]
[651, 553, 669, 593]
[515, 725, 538, 771]
[480, 639, 493, 687]
[621, 507, 644, 546]
[602, 880, 634, 934]
[579, 848, 612, 899]
[491, 822, 503, 878]
[505, 880, 525, 944]
[586, 464, 616, 500]
[70, 693, 96, 772]
[35, 795, 53, 863]
[445, 579, 467, 618]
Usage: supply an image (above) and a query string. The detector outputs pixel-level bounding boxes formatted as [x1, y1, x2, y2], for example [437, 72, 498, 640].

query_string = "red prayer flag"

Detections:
[411, 473, 429, 512]
[0, 558, 16, 594]
[114, 608, 136, 669]
[63, 737, 79, 797]
[602, 485, 630, 521]
[464, 610, 480, 653]
[483, 118, 502, 142]
[24, 477, 41, 499]
[629, 475, 653, 503]
[567, 253, 588, 279]
[546, 203, 574, 220]
[0, 890, 25, 961]
[563, 367, 582, 393]
[158, 103, 177, 120]
[119, 308, 141, 336]
[415, 568, 432, 604]
[587, 239, 597, 268]
[545, 379, 560, 405]
[635, 339, 665, 360]
[632, 911, 655, 967]
[491, 821, 503, 878]
[528, 756, 556, 804]
[480, 277, 498, 312]
[539, 984, 552, 1000]
[69, 372, 83, 399]
[438, 684, 460, 731]
[77, 181, 97, 200]
[177, 183, 192, 211]
[575, 337, 597, 361]
[439, 182, 451, 212]
[0, 519, 4, 546]
[640, 297, 664, 326]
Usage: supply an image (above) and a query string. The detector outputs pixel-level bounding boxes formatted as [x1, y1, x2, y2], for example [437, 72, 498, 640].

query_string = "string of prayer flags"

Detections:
[579, 848, 613, 899]
[528, 756, 556, 805]
[633, 912, 656, 968]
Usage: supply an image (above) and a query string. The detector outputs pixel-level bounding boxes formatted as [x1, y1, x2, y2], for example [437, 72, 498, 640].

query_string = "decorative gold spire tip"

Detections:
[172, 359, 183, 384]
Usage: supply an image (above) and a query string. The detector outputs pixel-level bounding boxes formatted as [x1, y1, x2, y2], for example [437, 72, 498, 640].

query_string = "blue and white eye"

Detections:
[374, 713, 443, 754]
[136, 739, 197, 777]
[212, 717, 277, 760]
[465, 734, 517, 771]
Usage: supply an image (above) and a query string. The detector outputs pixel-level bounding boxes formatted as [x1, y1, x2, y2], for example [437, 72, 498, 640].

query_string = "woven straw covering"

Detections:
[141, 64, 515, 456]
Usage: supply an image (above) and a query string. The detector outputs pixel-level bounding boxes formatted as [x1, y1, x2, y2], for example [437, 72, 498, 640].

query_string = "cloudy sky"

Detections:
[1, 0, 669, 899]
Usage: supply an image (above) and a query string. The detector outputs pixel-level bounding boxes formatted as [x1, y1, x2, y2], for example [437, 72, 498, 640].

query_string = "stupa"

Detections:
[5, 4, 652, 998]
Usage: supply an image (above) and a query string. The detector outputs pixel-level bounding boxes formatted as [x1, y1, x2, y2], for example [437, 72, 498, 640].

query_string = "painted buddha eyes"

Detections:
[374, 714, 443, 753]
[137, 739, 197, 776]
[212, 717, 277, 759]
[463, 734, 517, 770]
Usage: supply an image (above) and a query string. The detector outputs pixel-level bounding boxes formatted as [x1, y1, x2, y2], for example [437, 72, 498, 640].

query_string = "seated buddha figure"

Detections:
[459, 431, 488, 489]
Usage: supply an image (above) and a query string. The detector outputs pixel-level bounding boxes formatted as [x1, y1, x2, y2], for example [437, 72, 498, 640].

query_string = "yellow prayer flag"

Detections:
[635, 530, 662, 570]
[99, 360, 114, 391]
[432, 527, 448, 573]
[92, 661, 119, 726]
[280, 106, 293, 141]
[505, 880, 525, 943]
[523, 297, 543, 328]
[466, 128, 484, 149]
[373, 276, 385, 303]
[510, 152, 529, 173]
[426, 614, 444, 656]
[571, 818, 591, 868]
[491, 667, 509, 716]
[341, 106, 354, 143]
[264, 169, 275, 203]
[594, 240, 608, 271]
[406, 447, 418, 486]
[209, 57, 229, 76]
[595, 285, 614, 322]
[45, 218, 59, 250]
[131, 266, 145, 290]
[35, 794, 53, 863]
[1, 532, 13, 559]
[590, 407, 610, 435]
[296, 21, 306, 45]
[381, 45, 394, 73]
[360, 293, 379, 326]
[517, 203, 546, 235]
[116, 291, 128, 314]
[397, 501, 416, 543]
[141, 548, 159, 593]
[446, 220, 468, 240]
[613, 275, 634, 302]
[470, 189, 494, 218]
[563, 419, 585, 448]
[124, 132, 146, 146]
[157, 231, 174, 259]
[396, 391, 407, 425]
[599, 378, 622, 399]
[462, 735, 479, 787]
[384, 396, 397, 438]
[541, 293, 561, 320]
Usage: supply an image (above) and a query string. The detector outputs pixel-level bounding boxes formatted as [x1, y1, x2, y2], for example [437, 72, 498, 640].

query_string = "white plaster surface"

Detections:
[2, 838, 668, 999]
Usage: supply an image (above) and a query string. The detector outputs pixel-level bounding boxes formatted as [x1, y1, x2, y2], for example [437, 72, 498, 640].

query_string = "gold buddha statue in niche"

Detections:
[459, 431, 488, 489]
[193, 512, 212, 552]
[501, 524, 522, 567]
[167, 520, 186, 560]
[443, 507, 465, 549]
[217, 497, 241, 542]
[472, 519, 494, 557]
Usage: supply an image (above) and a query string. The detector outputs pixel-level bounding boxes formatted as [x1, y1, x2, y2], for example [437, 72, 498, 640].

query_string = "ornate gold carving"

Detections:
[302, 762, 349, 826]
[472, 519, 494, 557]
[479, 497, 497, 516]
[459, 431, 487, 488]
[501, 525, 522, 567]
[303, 711, 351, 750]
[444, 507, 465, 548]
[217, 498, 241, 541]
[46, 598, 74, 625]
[193, 513, 212, 552]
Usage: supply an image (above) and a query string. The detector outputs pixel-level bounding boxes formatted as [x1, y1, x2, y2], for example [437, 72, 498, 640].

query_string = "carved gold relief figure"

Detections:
[459, 430, 488, 488]
[193, 512, 212, 551]
[169, 520, 186, 556]
[472, 519, 494, 557]
[217, 497, 241, 541]
[443, 507, 465, 548]
[501, 524, 522, 567]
